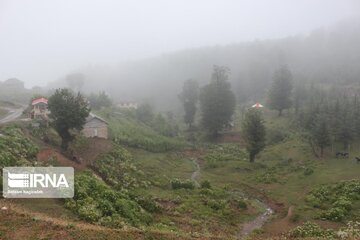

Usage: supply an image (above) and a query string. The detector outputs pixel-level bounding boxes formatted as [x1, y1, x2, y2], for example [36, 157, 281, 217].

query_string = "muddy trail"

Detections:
[187, 150, 274, 239]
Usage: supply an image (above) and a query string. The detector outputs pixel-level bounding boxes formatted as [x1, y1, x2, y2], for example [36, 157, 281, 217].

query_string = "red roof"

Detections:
[32, 97, 48, 105]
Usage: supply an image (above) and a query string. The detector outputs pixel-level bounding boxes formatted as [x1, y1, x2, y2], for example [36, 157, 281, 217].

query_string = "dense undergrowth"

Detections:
[65, 171, 153, 227]
[306, 180, 360, 222]
[110, 116, 189, 152]
[93, 145, 151, 190]
[0, 125, 38, 167]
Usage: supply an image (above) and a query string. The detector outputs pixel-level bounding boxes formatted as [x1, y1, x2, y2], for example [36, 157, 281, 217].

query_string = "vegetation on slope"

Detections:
[106, 111, 189, 152]
[0, 125, 39, 167]
[65, 171, 153, 227]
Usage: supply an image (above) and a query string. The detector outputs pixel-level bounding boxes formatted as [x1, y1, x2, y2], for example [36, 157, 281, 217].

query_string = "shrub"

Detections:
[236, 199, 247, 210]
[304, 167, 314, 176]
[0, 126, 39, 167]
[200, 180, 211, 189]
[65, 172, 153, 227]
[321, 207, 346, 222]
[134, 196, 162, 213]
[289, 221, 335, 238]
[206, 199, 227, 211]
[170, 178, 195, 190]
[306, 180, 360, 222]
[93, 145, 149, 190]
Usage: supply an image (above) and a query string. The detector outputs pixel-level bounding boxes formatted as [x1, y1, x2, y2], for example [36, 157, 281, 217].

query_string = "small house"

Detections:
[117, 101, 138, 109]
[82, 114, 108, 139]
[30, 97, 49, 120]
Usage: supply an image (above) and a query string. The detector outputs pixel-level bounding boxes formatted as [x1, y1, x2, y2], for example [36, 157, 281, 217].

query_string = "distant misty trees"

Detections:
[88, 91, 112, 110]
[179, 66, 236, 136]
[267, 66, 293, 116]
[179, 79, 199, 129]
[296, 86, 360, 157]
[199, 66, 236, 136]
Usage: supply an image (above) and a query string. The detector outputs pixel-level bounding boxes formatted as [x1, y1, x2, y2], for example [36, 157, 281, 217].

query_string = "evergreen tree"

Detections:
[311, 114, 331, 158]
[179, 79, 199, 128]
[241, 109, 266, 162]
[200, 66, 236, 136]
[88, 91, 112, 110]
[267, 66, 293, 116]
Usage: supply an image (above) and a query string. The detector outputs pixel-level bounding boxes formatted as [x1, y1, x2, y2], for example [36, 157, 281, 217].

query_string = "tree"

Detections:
[136, 103, 154, 124]
[200, 66, 236, 136]
[88, 91, 112, 110]
[311, 114, 331, 158]
[241, 109, 266, 162]
[179, 79, 199, 128]
[293, 82, 307, 115]
[48, 89, 90, 150]
[267, 66, 293, 116]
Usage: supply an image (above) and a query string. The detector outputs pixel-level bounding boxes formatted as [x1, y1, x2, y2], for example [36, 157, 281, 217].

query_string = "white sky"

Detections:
[0, 0, 359, 87]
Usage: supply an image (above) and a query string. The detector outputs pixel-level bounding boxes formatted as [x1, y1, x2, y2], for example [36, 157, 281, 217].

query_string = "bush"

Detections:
[93, 145, 149, 190]
[206, 199, 227, 211]
[134, 196, 162, 213]
[65, 172, 153, 227]
[0, 126, 39, 167]
[321, 207, 346, 222]
[289, 221, 335, 238]
[306, 180, 360, 222]
[304, 167, 314, 176]
[171, 178, 195, 190]
[200, 180, 211, 189]
[236, 199, 247, 210]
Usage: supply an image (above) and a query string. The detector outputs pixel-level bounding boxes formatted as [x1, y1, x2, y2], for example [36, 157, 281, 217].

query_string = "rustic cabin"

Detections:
[30, 97, 49, 120]
[82, 114, 108, 139]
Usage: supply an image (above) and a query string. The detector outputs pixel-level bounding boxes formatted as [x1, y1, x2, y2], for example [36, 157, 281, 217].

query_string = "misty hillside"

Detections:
[50, 19, 360, 110]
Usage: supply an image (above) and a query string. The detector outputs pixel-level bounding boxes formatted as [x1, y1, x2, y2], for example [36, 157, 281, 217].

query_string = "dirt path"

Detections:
[191, 158, 201, 188]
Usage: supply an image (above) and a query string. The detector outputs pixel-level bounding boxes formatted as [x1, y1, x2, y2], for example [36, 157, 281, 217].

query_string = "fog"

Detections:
[0, 0, 358, 88]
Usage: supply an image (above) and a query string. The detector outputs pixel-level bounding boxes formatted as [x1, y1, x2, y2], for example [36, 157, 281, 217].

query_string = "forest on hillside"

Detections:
[50, 19, 360, 110]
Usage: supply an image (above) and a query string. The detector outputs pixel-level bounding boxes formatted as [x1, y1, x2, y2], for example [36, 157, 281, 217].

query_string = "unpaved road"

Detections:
[0, 107, 23, 124]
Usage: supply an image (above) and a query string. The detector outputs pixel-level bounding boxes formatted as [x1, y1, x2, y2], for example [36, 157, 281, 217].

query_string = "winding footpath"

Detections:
[190, 155, 273, 239]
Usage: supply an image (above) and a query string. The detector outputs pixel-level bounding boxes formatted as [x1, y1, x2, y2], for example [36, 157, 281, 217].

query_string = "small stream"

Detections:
[190, 157, 274, 239]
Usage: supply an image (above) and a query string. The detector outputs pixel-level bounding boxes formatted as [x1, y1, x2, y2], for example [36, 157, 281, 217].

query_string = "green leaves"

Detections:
[179, 79, 199, 127]
[200, 66, 236, 135]
[267, 66, 293, 116]
[241, 109, 266, 162]
[0, 126, 38, 168]
[48, 88, 90, 149]
[66, 171, 153, 227]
